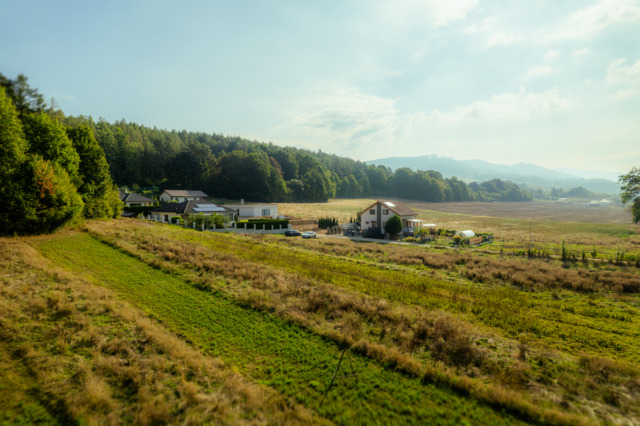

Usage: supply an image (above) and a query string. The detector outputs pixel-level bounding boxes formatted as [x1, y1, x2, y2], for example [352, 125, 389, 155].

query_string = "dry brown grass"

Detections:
[280, 236, 640, 293]
[0, 237, 323, 425]
[81, 219, 640, 424]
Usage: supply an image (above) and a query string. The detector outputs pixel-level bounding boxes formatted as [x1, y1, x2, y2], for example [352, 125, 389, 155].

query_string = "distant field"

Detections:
[281, 199, 640, 250]
[408, 200, 632, 224]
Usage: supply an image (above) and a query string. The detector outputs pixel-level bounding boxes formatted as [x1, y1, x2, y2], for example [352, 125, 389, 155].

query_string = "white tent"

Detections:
[455, 230, 476, 238]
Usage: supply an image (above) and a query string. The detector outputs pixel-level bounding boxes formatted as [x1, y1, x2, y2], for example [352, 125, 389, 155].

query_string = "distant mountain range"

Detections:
[365, 155, 621, 195]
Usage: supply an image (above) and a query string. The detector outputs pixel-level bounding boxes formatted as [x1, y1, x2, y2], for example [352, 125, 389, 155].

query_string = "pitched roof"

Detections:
[359, 200, 417, 217]
[120, 192, 155, 203]
[152, 201, 237, 215]
[160, 190, 208, 198]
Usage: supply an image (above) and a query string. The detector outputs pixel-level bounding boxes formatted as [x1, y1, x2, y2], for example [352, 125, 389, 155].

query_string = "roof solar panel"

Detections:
[194, 203, 225, 212]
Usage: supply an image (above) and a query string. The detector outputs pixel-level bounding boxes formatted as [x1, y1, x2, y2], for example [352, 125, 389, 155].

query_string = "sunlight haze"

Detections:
[2, 0, 639, 173]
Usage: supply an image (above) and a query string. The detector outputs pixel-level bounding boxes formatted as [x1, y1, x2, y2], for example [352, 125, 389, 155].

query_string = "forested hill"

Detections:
[61, 115, 532, 203]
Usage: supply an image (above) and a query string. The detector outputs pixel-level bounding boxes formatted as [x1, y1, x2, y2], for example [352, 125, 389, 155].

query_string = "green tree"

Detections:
[620, 167, 640, 223]
[384, 214, 403, 235]
[66, 125, 121, 218]
[0, 73, 46, 116]
[0, 86, 29, 233]
[22, 112, 80, 184]
[20, 156, 84, 234]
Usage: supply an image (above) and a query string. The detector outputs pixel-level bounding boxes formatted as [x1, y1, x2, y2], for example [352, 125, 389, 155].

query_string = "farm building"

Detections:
[159, 190, 208, 203]
[359, 200, 422, 238]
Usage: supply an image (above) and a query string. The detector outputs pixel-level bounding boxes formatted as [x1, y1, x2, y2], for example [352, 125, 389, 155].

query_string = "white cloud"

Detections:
[274, 87, 411, 158]
[551, 0, 640, 40]
[544, 50, 559, 61]
[379, 0, 478, 29]
[471, 0, 640, 48]
[606, 58, 640, 97]
[572, 48, 590, 58]
[485, 31, 524, 47]
[606, 58, 640, 84]
[420, 88, 572, 123]
[523, 65, 553, 79]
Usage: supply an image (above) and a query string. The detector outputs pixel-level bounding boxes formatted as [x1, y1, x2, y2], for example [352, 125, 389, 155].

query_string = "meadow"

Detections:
[0, 198, 638, 424]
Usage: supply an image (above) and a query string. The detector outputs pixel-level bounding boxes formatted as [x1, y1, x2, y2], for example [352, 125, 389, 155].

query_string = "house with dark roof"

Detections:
[120, 191, 155, 207]
[159, 190, 208, 203]
[359, 200, 423, 238]
[150, 201, 237, 223]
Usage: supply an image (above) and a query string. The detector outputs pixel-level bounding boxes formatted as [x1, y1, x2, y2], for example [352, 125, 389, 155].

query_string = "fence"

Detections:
[140, 214, 289, 235]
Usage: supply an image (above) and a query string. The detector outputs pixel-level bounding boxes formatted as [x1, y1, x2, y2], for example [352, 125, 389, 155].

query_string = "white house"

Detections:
[224, 203, 278, 219]
[359, 200, 422, 238]
[159, 190, 208, 203]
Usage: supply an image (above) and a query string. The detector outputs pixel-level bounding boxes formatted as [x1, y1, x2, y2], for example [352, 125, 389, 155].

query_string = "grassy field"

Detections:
[1, 198, 639, 424]
[281, 199, 640, 253]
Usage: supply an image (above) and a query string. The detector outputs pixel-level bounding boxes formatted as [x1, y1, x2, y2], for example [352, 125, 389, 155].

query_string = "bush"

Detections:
[318, 217, 339, 229]
[384, 214, 402, 235]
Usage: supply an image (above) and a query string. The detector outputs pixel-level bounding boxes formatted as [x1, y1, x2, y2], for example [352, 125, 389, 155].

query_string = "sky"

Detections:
[1, 0, 639, 174]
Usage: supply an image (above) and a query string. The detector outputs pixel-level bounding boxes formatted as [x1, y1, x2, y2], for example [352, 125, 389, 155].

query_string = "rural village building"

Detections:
[151, 201, 237, 223]
[120, 191, 155, 207]
[159, 190, 208, 203]
[223, 203, 279, 219]
[359, 200, 422, 238]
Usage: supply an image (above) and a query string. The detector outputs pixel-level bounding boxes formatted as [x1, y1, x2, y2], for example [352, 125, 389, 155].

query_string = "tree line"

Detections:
[59, 116, 531, 203]
[2, 73, 532, 219]
[0, 74, 121, 235]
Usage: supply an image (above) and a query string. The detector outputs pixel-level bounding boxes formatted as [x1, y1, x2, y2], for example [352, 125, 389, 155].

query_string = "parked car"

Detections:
[301, 231, 317, 239]
[284, 229, 302, 237]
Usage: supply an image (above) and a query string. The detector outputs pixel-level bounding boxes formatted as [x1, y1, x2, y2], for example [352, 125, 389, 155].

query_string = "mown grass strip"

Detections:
[34, 232, 527, 425]
[147, 227, 640, 363]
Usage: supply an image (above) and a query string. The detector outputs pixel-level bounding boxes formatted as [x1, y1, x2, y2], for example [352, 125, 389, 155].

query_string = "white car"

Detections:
[301, 231, 317, 239]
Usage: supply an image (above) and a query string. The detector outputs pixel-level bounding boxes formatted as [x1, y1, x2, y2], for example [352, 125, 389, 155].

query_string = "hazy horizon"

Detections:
[2, 0, 639, 173]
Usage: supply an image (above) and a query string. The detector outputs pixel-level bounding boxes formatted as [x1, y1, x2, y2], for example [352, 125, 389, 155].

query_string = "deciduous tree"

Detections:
[620, 167, 640, 223]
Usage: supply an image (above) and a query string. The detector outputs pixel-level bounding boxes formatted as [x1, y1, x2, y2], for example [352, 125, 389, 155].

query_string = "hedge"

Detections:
[123, 205, 159, 215]
[236, 219, 289, 230]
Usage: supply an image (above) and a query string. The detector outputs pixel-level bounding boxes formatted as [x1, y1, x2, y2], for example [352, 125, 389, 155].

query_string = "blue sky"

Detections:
[2, 0, 639, 173]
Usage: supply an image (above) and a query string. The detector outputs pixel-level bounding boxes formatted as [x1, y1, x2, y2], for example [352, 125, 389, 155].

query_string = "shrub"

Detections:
[318, 217, 338, 229]
[384, 214, 402, 235]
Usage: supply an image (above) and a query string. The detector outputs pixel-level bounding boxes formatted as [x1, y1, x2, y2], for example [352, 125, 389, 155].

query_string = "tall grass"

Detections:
[0, 238, 320, 425]
[32, 231, 542, 425]
[82, 219, 640, 424]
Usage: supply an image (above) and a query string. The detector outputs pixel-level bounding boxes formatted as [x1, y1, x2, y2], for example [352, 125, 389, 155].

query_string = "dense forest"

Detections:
[0, 74, 121, 235]
[2, 73, 532, 218]
[59, 116, 531, 203]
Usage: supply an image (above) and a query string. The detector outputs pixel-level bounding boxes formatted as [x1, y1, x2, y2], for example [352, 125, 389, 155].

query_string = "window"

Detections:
[383, 209, 389, 215]
[370, 209, 375, 215]
[262, 208, 271, 216]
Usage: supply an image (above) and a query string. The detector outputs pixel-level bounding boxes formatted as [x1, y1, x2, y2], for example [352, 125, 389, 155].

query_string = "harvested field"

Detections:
[407, 201, 632, 224]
